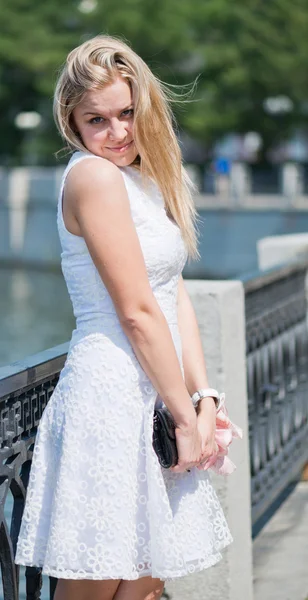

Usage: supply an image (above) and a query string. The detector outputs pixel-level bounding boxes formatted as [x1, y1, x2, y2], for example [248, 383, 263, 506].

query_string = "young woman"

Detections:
[15, 35, 232, 600]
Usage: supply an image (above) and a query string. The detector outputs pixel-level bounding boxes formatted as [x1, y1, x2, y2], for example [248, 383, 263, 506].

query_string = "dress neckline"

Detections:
[72, 150, 140, 172]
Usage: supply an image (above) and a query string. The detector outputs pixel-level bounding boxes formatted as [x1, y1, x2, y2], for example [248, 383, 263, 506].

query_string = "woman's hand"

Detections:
[171, 419, 203, 473]
[170, 398, 219, 474]
[196, 399, 219, 469]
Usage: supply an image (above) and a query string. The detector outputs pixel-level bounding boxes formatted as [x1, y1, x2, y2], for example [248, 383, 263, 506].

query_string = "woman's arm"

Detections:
[177, 275, 217, 418]
[65, 158, 203, 471]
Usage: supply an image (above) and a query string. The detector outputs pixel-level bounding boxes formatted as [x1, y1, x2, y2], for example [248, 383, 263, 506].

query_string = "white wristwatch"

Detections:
[191, 387, 222, 411]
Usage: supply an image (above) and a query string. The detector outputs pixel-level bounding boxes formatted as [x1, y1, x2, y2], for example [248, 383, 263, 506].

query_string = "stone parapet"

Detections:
[165, 280, 253, 600]
[257, 233, 308, 270]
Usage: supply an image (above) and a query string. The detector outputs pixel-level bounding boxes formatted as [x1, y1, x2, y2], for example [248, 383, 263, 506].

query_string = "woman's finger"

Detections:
[200, 443, 218, 462]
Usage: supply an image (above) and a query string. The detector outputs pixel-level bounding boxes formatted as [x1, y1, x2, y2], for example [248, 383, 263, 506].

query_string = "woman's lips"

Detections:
[107, 140, 134, 153]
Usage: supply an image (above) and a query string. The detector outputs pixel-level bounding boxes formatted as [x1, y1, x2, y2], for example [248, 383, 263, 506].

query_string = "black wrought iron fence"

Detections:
[242, 259, 308, 526]
[1, 260, 308, 599]
[0, 346, 67, 600]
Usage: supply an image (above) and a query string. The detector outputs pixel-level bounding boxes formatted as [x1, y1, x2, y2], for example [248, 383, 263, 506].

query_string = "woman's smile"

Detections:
[106, 140, 134, 153]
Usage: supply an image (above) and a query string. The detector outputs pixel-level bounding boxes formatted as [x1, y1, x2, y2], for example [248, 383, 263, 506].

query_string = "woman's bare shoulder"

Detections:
[66, 155, 123, 192]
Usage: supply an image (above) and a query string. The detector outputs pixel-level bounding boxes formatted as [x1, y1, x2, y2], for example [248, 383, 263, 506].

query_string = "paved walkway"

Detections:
[253, 482, 308, 600]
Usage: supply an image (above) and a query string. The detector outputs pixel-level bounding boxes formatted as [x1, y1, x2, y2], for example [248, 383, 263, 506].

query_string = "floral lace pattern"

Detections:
[15, 151, 232, 581]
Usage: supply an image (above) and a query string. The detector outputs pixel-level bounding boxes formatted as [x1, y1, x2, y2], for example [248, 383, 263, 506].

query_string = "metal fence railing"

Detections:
[0, 345, 68, 600]
[241, 258, 308, 526]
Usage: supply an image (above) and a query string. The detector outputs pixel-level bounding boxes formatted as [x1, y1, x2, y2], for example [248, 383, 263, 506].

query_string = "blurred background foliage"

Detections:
[1, 0, 308, 165]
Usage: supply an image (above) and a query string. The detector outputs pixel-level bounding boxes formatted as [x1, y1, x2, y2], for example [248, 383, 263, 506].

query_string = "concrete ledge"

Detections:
[257, 233, 308, 270]
[165, 280, 253, 600]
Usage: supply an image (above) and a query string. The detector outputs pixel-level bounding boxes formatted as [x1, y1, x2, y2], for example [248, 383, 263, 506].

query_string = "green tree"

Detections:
[0, 0, 308, 164]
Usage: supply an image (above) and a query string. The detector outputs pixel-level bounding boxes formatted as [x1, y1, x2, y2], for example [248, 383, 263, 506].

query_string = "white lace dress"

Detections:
[15, 151, 232, 581]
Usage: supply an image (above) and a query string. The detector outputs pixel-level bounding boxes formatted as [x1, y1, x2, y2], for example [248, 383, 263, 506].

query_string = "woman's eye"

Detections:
[89, 116, 104, 124]
[122, 109, 134, 117]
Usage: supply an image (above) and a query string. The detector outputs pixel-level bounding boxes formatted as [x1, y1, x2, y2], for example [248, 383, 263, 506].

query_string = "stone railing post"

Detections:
[165, 280, 253, 600]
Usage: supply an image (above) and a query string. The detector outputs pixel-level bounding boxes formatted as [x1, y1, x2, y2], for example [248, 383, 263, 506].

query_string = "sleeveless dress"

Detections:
[15, 151, 232, 581]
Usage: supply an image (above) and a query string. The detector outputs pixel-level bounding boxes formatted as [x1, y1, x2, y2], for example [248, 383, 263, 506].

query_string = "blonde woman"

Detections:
[15, 35, 232, 600]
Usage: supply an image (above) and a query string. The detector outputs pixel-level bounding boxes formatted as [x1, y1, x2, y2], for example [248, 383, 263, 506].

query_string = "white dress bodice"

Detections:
[57, 151, 188, 345]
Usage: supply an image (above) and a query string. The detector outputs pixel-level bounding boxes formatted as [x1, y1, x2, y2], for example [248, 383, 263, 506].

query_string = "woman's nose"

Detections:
[108, 119, 127, 141]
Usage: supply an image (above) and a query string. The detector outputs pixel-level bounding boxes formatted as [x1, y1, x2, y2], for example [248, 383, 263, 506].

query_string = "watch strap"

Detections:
[191, 388, 222, 411]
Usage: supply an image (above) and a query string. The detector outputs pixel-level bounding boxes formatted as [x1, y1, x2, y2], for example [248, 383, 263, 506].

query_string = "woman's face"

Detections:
[72, 76, 138, 167]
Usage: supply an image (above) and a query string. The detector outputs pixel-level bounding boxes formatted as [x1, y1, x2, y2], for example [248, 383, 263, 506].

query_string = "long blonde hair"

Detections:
[53, 35, 199, 258]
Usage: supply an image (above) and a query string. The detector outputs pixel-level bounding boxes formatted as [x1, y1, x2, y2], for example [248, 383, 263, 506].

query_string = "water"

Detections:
[0, 268, 75, 367]
[184, 209, 308, 279]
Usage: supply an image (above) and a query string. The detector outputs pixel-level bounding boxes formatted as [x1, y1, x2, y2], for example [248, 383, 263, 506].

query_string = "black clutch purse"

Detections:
[153, 407, 178, 469]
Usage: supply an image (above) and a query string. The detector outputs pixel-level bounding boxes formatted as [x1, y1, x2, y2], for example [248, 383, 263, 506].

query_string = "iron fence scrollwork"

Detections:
[244, 264, 308, 526]
[0, 349, 67, 600]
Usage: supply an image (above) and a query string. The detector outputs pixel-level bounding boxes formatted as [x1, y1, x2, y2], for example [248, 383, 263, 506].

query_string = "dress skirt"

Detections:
[15, 321, 233, 581]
